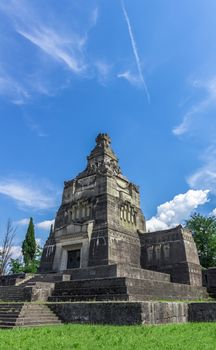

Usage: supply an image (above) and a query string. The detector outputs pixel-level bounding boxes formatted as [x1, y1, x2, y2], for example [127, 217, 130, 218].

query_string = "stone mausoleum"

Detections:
[39, 133, 203, 293]
[1, 133, 216, 327]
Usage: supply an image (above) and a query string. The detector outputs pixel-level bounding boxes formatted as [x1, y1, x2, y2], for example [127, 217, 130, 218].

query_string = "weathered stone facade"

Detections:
[1, 133, 215, 328]
[39, 133, 202, 290]
[40, 133, 145, 272]
[140, 225, 202, 286]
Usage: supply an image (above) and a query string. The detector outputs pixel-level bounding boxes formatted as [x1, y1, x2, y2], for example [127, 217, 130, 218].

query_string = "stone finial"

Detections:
[49, 224, 54, 237]
[96, 133, 111, 148]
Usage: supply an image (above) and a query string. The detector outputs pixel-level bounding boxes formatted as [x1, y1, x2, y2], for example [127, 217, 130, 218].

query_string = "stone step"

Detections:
[0, 313, 21, 318]
[20, 323, 63, 328]
[0, 317, 20, 323]
[49, 275, 208, 302]
[0, 298, 25, 302]
[51, 288, 127, 296]
[0, 292, 24, 293]
[0, 314, 59, 320]
[0, 308, 23, 312]
[21, 310, 56, 314]
[49, 294, 129, 302]
[0, 308, 23, 311]
[16, 318, 61, 325]
[0, 306, 22, 308]
[0, 303, 62, 328]
[22, 314, 59, 323]
[0, 321, 17, 326]
[53, 278, 127, 291]
[0, 296, 25, 299]
[0, 289, 25, 301]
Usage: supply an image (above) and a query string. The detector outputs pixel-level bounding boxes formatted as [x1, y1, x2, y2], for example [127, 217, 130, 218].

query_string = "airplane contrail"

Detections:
[121, 0, 150, 102]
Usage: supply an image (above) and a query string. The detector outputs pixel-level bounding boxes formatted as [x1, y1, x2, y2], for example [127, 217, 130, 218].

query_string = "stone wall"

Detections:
[48, 301, 188, 325]
[188, 303, 216, 322]
[140, 225, 202, 286]
[0, 274, 26, 286]
[66, 263, 170, 282]
[49, 301, 216, 325]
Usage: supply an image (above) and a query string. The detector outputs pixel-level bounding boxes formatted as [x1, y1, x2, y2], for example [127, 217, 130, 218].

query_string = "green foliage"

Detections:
[9, 243, 42, 274]
[9, 258, 25, 274]
[0, 323, 216, 350]
[186, 213, 216, 268]
[23, 244, 42, 273]
[22, 217, 36, 267]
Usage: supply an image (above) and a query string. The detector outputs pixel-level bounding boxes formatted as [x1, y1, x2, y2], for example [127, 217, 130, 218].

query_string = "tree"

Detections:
[186, 213, 216, 268]
[10, 258, 24, 274]
[0, 219, 16, 275]
[23, 243, 42, 273]
[22, 217, 36, 267]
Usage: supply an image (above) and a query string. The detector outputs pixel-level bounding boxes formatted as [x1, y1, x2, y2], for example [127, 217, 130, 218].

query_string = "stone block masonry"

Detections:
[39, 133, 203, 291]
[1, 301, 216, 328]
[0, 133, 213, 328]
[48, 301, 216, 325]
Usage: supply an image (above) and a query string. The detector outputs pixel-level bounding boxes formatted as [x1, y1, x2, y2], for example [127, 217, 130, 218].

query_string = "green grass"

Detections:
[0, 323, 216, 350]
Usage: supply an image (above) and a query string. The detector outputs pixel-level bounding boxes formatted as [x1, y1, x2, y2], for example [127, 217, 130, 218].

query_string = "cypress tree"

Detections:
[22, 217, 36, 266]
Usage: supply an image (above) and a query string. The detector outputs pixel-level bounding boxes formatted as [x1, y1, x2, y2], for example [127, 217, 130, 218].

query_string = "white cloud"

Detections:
[16, 218, 54, 230]
[10, 245, 22, 259]
[0, 245, 22, 260]
[36, 238, 42, 246]
[91, 7, 98, 27]
[23, 114, 48, 137]
[173, 77, 216, 136]
[120, 0, 150, 101]
[211, 208, 216, 216]
[36, 219, 54, 231]
[95, 61, 112, 85]
[16, 218, 29, 226]
[0, 0, 99, 103]
[17, 27, 86, 74]
[1, 239, 43, 261]
[187, 146, 216, 195]
[117, 70, 142, 87]
[146, 189, 209, 232]
[0, 178, 59, 210]
[0, 69, 30, 104]
[0, 0, 86, 75]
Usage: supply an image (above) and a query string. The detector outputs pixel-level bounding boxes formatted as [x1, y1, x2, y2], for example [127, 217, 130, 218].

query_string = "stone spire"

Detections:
[88, 133, 117, 161]
[77, 133, 122, 178]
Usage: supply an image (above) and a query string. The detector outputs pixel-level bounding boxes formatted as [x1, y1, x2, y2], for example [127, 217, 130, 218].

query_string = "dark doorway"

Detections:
[67, 249, 81, 269]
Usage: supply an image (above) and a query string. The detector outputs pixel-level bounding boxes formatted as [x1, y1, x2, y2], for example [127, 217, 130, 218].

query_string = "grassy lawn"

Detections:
[0, 323, 216, 350]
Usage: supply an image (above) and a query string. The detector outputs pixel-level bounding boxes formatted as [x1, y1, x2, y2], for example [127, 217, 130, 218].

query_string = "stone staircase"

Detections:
[0, 286, 26, 302]
[48, 276, 208, 302]
[0, 303, 62, 328]
[0, 274, 70, 302]
[49, 277, 128, 302]
[0, 272, 209, 304]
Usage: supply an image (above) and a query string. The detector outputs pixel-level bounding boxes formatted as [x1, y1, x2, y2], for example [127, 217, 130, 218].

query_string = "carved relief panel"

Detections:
[120, 203, 137, 225]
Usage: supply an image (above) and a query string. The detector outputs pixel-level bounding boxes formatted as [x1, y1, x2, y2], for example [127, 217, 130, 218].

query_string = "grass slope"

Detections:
[0, 323, 216, 350]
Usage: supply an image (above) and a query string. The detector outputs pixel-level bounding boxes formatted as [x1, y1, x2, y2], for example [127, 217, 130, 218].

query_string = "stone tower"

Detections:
[39, 133, 146, 272]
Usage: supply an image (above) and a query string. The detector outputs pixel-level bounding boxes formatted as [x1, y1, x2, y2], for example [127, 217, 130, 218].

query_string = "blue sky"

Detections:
[0, 0, 216, 255]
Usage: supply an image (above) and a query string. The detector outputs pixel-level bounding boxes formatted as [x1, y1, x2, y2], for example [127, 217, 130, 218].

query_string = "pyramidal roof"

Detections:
[76, 133, 122, 179]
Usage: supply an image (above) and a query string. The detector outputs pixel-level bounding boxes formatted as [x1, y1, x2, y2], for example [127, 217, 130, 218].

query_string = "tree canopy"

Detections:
[186, 213, 216, 268]
[22, 217, 36, 267]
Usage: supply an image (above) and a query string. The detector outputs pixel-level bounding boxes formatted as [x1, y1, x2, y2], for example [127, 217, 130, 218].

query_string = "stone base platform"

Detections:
[49, 276, 208, 302]
[0, 301, 216, 327]
[0, 264, 209, 303]
[64, 264, 171, 282]
[49, 301, 216, 325]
